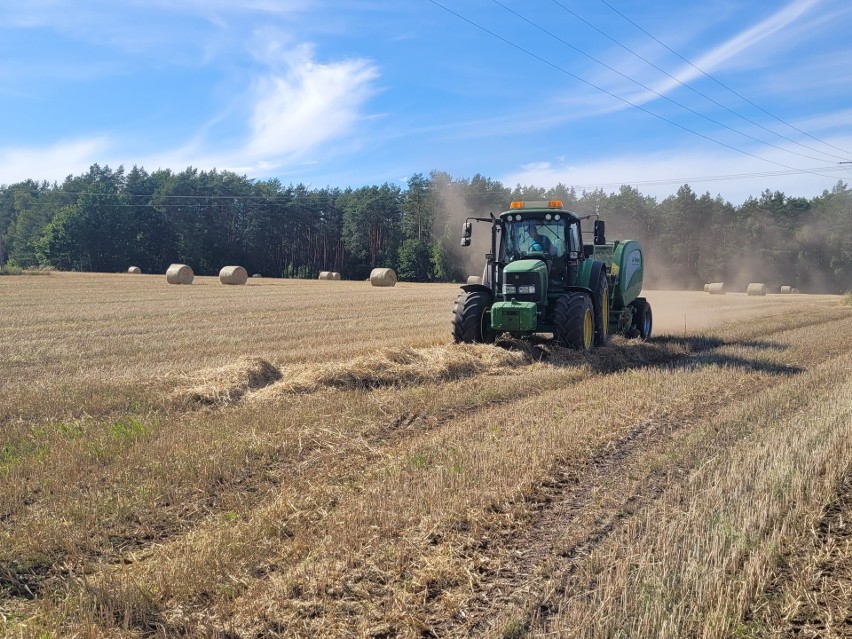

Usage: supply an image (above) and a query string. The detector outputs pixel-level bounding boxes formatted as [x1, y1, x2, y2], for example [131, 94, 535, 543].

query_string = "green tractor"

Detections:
[452, 200, 652, 349]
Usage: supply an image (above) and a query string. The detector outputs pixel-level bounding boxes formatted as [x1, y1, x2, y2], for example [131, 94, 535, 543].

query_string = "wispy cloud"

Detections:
[119, 38, 381, 177]
[241, 41, 380, 162]
[599, 0, 824, 108]
[684, 0, 821, 74]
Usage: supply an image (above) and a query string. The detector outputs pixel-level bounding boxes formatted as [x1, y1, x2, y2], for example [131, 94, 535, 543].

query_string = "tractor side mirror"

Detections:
[594, 220, 606, 245]
[461, 221, 472, 247]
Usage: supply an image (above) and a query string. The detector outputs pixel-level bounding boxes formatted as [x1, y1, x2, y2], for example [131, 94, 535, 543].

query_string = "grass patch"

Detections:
[0, 264, 54, 275]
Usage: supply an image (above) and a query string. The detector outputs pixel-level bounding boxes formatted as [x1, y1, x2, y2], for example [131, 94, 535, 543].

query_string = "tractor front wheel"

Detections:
[553, 292, 594, 350]
[452, 291, 495, 343]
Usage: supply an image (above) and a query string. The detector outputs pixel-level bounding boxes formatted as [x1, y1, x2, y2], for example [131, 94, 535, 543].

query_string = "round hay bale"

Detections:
[703, 283, 710, 293]
[219, 265, 248, 285]
[708, 282, 726, 295]
[252, 273, 262, 278]
[467, 275, 482, 285]
[166, 263, 194, 285]
[370, 268, 397, 287]
[127, 266, 142, 274]
[747, 282, 767, 296]
[780, 285, 793, 294]
[318, 271, 341, 280]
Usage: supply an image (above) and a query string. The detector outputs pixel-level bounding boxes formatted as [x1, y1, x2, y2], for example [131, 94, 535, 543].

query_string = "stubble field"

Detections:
[1, 272, 851, 638]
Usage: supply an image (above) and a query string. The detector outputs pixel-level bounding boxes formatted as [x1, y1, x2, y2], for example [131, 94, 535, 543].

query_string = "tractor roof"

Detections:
[499, 200, 580, 221]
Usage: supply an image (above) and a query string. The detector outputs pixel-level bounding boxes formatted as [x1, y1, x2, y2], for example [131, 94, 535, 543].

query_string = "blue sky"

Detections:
[1, 0, 850, 203]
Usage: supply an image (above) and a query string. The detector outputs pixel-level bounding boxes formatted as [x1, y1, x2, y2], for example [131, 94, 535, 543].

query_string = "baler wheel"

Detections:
[452, 291, 495, 344]
[553, 292, 594, 350]
[629, 298, 653, 339]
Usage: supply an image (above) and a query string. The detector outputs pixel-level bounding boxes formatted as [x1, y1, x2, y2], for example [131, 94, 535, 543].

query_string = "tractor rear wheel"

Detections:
[629, 298, 653, 339]
[452, 291, 495, 343]
[592, 272, 609, 346]
[553, 292, 594, 350]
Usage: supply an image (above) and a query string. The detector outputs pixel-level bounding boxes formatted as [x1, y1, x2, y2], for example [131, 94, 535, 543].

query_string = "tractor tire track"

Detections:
[432, 316, 852, 638]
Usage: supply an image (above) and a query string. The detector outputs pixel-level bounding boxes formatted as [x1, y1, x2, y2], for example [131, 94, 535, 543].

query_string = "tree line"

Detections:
[1, 164, 850, 292]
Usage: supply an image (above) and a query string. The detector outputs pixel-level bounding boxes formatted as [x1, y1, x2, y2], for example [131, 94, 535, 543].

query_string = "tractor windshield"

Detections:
[502, 216, 566, 262]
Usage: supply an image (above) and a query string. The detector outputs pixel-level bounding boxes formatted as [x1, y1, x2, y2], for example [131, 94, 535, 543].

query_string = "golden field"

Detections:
[1, 272, 851, 638]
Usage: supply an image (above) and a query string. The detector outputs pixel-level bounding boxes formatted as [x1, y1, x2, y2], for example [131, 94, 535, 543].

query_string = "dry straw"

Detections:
[467, 276, 482, 285]
[747, 282, 767, 296]
[708, 282, 726, 295]
[219, 265, 248, 285]
[170, 345, 533, 407]
[166, 263, 194, 285]
[318, 271, 341, 280]
[171, 357, 282, 406]
[370, 268, 397, 287]
[127, 266, 142, 274]
[251, 344, 532, 399]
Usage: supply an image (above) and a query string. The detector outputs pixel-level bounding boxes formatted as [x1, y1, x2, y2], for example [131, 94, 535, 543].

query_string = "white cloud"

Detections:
[501, 136, 852, 204]
[243, 43, 380, 161]
[110, 41, 381, 178]
[0, 38, 382, 183]
[0, 138, 112, 185]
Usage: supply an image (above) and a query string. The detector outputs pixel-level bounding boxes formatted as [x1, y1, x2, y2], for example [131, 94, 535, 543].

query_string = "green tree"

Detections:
[2, 180, 66, 268]
[36, 165, 129, 271]
[342, 183, 402, 277]
[402, 173, 431, 242]
[397, 239, 432, 282]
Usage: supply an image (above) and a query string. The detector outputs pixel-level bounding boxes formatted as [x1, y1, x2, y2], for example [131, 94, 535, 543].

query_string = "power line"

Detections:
[570, 165, 850, 191]
[549, 0, 849, 163]
[425, 0, 838, 181]
[492, 0, 841, 166]
[596, 0, 852, 158]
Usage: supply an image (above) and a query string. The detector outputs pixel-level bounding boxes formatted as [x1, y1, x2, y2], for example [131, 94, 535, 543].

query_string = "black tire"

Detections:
[591, 267, 610, 346]
[553, 292, 594, 350]
[629, 298, 653, 339]
[452, 291, 495, 343]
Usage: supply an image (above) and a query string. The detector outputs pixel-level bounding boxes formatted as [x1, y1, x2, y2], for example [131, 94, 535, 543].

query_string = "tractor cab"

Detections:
[499, 202, 584, 291]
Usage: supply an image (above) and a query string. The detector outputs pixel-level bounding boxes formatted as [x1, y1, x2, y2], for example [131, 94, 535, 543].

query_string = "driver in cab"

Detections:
[528, 224, 557, 257]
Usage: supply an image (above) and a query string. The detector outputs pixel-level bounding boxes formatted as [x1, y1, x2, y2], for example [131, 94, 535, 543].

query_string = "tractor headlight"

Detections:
[503, 284, 517, 295]
[517, 285, 536, 295]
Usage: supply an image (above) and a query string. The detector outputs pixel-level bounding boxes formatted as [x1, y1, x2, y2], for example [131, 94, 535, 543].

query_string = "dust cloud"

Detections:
[643, 290, 840, 335]
[432, 183, 494, 280]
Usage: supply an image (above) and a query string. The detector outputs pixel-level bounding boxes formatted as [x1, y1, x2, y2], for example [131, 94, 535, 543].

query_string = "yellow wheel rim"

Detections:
[583, 308, 593, 349]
